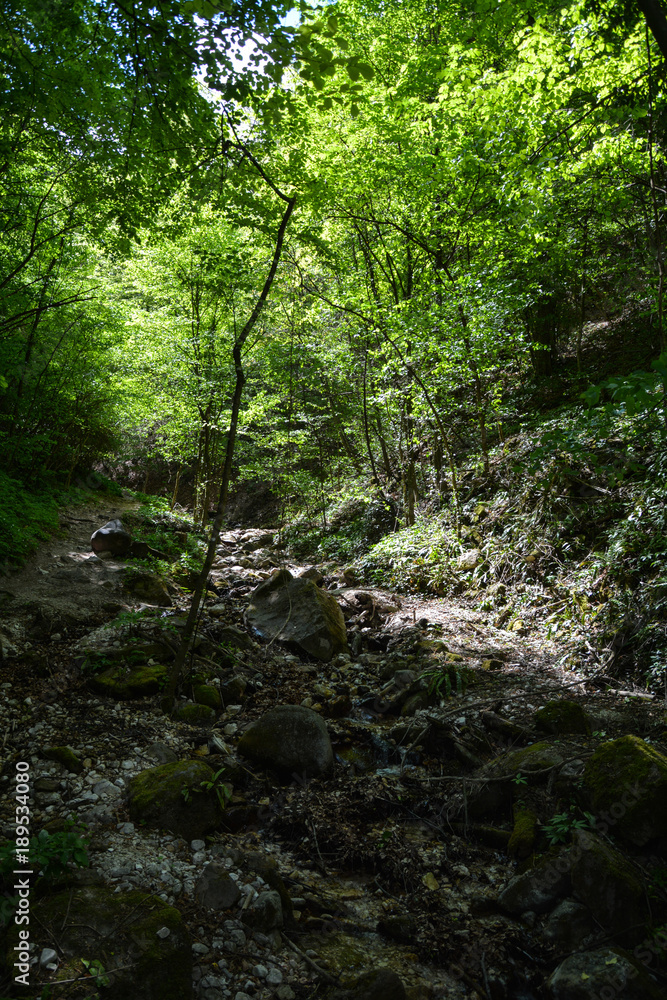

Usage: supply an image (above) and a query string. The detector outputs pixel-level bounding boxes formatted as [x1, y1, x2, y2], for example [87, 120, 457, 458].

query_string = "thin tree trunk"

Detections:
[162, 193, 296, 714]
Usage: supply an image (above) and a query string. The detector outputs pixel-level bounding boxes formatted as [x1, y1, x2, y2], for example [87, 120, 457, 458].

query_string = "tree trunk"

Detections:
[161, 193, 296, 714]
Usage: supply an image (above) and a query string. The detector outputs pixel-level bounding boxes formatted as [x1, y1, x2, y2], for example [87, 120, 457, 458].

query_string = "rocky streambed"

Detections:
[2, 502, 667, 1000]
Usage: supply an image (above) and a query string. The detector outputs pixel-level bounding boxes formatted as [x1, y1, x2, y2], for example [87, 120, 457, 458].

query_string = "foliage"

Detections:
[181, 767, 231, 811]
[0, 821, 90, 881]
[542, 806, 596, 845]
[0, 472, 62, 565]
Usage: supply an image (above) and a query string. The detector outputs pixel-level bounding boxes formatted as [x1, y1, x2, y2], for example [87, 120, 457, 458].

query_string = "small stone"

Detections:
[266, 969, 283, 986]
[156, 927, 171, 939]
[191, 839, 206, 852]
[40, 947, 57, 967]
[276, 987, 295, 1000]
[252, 964, 268, 978]
[193, 942, 209, 955]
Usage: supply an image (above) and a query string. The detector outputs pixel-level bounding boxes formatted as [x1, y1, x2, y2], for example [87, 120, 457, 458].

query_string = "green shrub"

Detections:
[0, 471, 61, 565]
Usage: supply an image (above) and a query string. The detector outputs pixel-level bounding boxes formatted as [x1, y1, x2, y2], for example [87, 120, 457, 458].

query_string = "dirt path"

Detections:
[0, 496, 140, 651]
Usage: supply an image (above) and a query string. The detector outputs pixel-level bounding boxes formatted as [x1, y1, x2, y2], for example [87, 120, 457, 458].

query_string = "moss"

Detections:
[571, 831, 646, 945]
[127, 760, 223, 840]
[498, 741, 564, 776]
[193, 684, 222, 709]
[17, 886, 192, 1000]
[173, 703, 217, 725]
[400, 691, 430, 716]
[582, 735, 667, 845]
[508, 805, 538, 860]
[481, 658, 503, 671]
[42, 746, 84, 774]
[89, 663, 168, 699]
[535, 699, 591, 736]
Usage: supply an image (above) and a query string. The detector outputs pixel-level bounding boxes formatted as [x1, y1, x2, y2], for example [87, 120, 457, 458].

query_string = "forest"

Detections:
[4, 0, 667, 998]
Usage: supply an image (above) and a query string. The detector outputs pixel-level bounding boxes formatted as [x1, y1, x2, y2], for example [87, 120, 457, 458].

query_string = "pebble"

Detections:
[156, 927, 170, 939]
[266, 969, 283, 986]
[191, 839, 206, 851]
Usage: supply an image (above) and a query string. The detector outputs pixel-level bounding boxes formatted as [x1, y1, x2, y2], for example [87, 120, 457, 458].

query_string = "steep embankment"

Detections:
[2, 500, 667, 1000]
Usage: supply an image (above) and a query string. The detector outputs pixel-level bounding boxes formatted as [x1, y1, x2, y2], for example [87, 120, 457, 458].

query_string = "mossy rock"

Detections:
[400, 691, 430, 716]
[570, 830, 647, 946]
[8, 886, 191, 1000]
[246, 568, 348, 662]
[123, 569, 172, 607]
[467, 743, 563, 820]
[220, 675, 247, 703]
[89, 663, 168, 699]
[173, 703, 217, 726]
[238, 704, 333, 779]
[41, 746, 84, 774]
[546, 946, 663, 1000]
[127, 760, 223, 840]
[498, 741, 564, 776]
[582, 734, 667, 845]
[535, 699, 592, 736]
[508, 805, 538, 860]
[327, 968, 407, 1000]
[193, 684, 222, 709]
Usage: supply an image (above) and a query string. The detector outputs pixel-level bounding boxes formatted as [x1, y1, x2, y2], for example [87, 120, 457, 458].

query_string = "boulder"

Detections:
[172, 703, 217, 726]
[541, 899, 592, 950]
[41, 746, 84, 774]
[582, 735, 667, 845]
[246, 569, 347, 662]
[457, 549, 480, 571]
[498, 849, 571, 915]
[466, 742, 564, 819]
[546, 947, 662, 1000]
[245, 889, 283, 932]
[238, 704, 333, 779]
[246, 569, 348, 661]
[127, 760, 224, 840]
[91, 518, 132, 556]
[124, 569, 172, 607]
[345, 969, 407, 1000]
[243, 531, 274, 551]
[193, 684, 222, 709]
[570, 830, 647, 946]
[19, 886, 191, 1000]
[194, 863, 242, 910]
[246, 570, 347, 662]
[535, 700, 592, 736]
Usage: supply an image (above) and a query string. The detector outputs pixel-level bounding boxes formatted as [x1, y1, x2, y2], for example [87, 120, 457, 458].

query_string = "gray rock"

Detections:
[541, 899, 592, 950]
[546, 947, 662, 999]
[195, 864, 242, 910]
[145, 742, 179, 765]
[498, 850, 571, 915]
[246, 569, 348, 662]
[570, 830, 647, 946]
[245, 890, 283, 933]
[238, 704, 333, 779]
[91, 519, 132, 556]
[243, 532, 274, 551]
